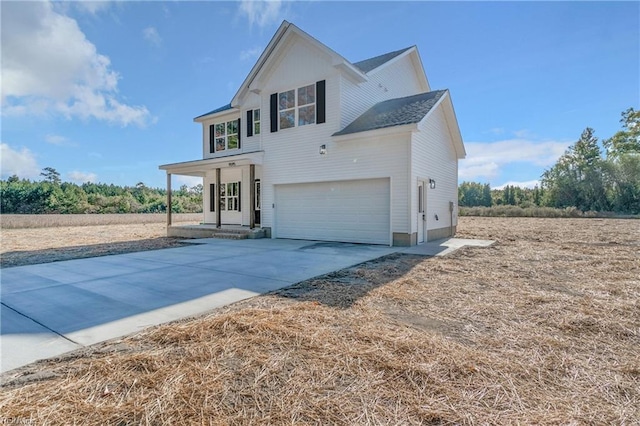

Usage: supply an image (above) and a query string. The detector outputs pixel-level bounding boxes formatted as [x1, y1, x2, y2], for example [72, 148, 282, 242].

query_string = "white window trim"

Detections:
[220, 182, 240, 211]
[213, 119, 239, 152]
[279, 84, 316, 130]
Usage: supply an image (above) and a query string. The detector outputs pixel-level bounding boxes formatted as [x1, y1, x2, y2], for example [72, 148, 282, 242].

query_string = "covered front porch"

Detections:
[159, 152, 264, 231]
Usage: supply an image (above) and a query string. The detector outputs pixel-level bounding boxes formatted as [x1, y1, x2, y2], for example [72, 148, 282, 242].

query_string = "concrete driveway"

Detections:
[1, 237, 493, 374]
[1, 238, 399, 373]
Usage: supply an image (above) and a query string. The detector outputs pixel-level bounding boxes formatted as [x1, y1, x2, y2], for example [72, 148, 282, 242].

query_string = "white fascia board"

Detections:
[410, 48, 431, 92]
[231, 21, 291, 108]
[233, 22, 368, 106]
[193, 108, 241, 124]
[332, 123, 417, 142]
[365, 47, 430, 92]
[416, 92, 466, 159]
[365, 46, 416, 77]
[333, 61, 368, 83]
[160, 151, 265, 175]
[416, 90, 448, 128]
[442, 96, 466, 159]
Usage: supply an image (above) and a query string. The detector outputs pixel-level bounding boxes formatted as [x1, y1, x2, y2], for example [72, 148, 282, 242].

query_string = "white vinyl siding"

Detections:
[203, 166, 258, 225]
[340, 54, 425, 129]
[255, 39, 412, 236]
[411, 105, 459, 234]
[275, 178, 390, 245]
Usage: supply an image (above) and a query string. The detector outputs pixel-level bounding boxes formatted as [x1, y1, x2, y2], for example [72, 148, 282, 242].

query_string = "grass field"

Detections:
[1, 217, 638, 424]
[0, 214, 201, 267]
[0, 213, 202, 229]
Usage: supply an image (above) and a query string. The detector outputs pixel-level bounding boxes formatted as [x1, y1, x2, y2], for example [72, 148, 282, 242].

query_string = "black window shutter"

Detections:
[209, 183, 215, 212]
[270, 93, 278, 132]
[237, 181, 241, 212]
[316, 80, 326, 124]
[209, 124, 215, 152]
[246, 110, 253, 137]
[237, 118, 241, 148]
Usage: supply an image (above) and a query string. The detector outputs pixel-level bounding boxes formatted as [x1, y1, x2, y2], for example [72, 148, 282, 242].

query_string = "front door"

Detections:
[417, 180, 426, 243]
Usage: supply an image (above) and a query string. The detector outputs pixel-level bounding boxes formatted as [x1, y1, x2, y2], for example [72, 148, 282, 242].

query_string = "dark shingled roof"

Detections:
[353, 47, 413, 73]
[333, 90, 447, 136]
[194, 103, 233, 120]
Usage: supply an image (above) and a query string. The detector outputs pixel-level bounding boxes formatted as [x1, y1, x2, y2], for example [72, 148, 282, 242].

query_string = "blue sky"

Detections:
[1, 1, 638, 189]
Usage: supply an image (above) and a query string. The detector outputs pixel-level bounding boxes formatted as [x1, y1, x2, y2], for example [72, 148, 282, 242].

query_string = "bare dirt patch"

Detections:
[1, 222, 193, 268]
[1, 217, 638, 424]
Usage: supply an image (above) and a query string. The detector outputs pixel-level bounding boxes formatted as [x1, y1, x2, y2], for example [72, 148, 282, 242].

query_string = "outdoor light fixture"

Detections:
[319, 144, 327, 155]
[429, 178, 436, 189]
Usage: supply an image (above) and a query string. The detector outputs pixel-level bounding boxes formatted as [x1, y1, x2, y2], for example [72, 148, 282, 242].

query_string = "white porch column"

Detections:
[166, 172, 172, 226]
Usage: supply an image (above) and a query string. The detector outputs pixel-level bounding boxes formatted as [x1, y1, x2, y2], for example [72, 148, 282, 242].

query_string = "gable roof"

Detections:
[195, 21, 429, 121]
[333, 90, 447, 136]
[353, 47, 413, 73]
[230, 21, 366, 109]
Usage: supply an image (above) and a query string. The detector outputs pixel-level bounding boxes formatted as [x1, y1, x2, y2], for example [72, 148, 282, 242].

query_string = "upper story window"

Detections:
[253, 109, 261, 135]
[270, 80, 325, 133]
[246, 109, 260, 137]
[279, 84, 315, 129]
[209, 119, 240, 153]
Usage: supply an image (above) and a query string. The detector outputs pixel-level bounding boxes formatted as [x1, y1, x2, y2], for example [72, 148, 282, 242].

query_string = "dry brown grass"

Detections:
[0, 213, 202, 229]
[0, 214, 201, 267]
[1, 217, 638, 424]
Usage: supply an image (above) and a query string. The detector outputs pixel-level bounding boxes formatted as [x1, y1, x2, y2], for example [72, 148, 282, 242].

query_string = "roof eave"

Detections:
[193, 107, 240, 123]
[160, 151, 265, 175]
[417, 91, 465, 159]
[332, 123, 418, 142]
[232, 22, 368, 105]
[333, 61, 368, 83]
[230, 21, 292, 108]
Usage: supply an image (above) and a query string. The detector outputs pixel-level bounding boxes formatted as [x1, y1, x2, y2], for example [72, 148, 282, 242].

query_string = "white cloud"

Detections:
[493, 180, 541, 190]
[68, 171, 97, 183]
[1, 1, 151, 127]
[45, 134, 75, 146]
[459, 139, 571, 180]
[0, 143, 41, 179]
[239, 47, 262, 61]
[238, 0, 286, 29]
[175, 175, 203, 188]
[143, 26, 162, 47]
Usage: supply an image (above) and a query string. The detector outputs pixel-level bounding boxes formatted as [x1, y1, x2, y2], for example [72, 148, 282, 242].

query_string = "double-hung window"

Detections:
[253, 109, 261, 135]
[278, 84, 316, 130]
[270, 80, 324, 132]
[247, 109, 261, 137]
[220, 182, 240, 211]
[210, 119, 240, 153]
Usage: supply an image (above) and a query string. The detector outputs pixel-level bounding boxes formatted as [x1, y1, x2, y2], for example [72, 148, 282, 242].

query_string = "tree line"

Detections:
[459, 108, 640, 215]
[0, 168, 203, 214]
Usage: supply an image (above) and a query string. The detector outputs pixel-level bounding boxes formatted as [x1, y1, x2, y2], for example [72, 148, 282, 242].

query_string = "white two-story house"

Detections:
[160, 21, 465, 246]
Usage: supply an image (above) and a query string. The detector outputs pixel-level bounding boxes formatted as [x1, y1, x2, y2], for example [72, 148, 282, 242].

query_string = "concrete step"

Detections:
[168, 225, 267, 239]
[210, 232, 249, 240]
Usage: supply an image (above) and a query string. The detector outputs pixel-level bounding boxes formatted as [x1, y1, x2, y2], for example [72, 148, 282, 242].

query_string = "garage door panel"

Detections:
[275, 178, 390, 245]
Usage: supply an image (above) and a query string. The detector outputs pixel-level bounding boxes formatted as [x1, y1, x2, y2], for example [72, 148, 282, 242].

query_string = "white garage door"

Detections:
[275, 178, 390, 245]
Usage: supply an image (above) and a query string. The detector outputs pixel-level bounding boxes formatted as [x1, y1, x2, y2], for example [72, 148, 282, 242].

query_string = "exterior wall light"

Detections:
[429, 178, 436, 189]
[319, 144, 327, 155]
